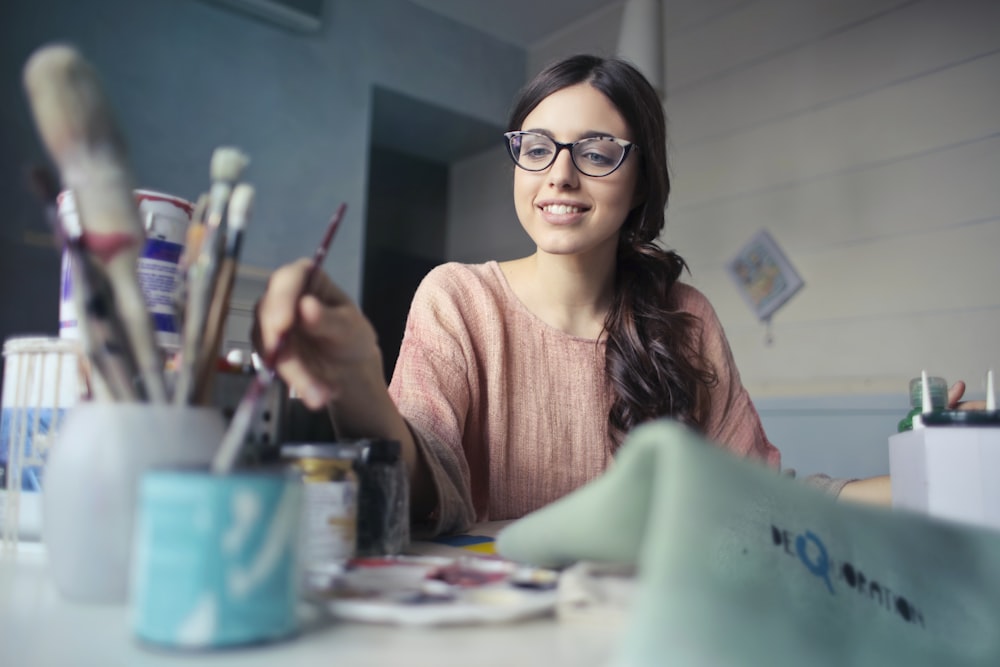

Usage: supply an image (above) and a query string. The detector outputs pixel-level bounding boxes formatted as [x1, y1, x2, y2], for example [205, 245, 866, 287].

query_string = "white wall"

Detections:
[662, 0, 1000, 398]
[452, 0, 1000, 400]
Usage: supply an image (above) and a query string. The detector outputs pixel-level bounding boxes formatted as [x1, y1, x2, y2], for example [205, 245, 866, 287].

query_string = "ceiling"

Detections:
[372, 0, 624, 164]
[406, 0, 621, 48]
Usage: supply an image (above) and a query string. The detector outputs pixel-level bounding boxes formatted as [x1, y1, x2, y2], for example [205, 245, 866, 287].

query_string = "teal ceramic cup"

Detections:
[130, 469, 303, 649]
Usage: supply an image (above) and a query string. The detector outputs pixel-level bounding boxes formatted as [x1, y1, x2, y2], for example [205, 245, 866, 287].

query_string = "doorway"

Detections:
[362, 87, 503, 381]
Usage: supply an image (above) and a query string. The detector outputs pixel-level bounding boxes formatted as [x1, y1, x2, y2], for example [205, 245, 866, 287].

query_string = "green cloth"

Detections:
[496, 419, 1000, 667]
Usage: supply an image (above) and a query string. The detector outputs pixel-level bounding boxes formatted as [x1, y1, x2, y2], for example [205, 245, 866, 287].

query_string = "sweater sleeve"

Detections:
[683, 286, 782, 469]
[388, 267, 477, 538]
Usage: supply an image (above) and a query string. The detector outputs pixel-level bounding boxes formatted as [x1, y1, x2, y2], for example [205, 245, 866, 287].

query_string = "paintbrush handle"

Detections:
[174, 256, 209, 404]
[66, 243, 143, 401]
[262, 203, 347, 370]
[212, 371, 271, 474]
[193, 257, 238, 405]
[23, 45, 167, 402]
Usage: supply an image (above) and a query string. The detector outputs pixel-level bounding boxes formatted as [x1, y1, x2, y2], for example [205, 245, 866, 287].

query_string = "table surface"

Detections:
[0, 534, 624, 667]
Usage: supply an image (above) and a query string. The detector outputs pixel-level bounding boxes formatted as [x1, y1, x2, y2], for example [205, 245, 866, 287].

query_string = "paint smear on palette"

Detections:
[432, 534, 496, 555]
[322, 555, 558, 626]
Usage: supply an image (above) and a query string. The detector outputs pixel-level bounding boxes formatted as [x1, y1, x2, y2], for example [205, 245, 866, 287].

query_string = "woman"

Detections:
[256, 55, 933, 534]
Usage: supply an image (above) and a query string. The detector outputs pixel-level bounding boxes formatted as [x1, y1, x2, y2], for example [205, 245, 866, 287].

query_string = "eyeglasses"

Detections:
[503, 131, 637, 177]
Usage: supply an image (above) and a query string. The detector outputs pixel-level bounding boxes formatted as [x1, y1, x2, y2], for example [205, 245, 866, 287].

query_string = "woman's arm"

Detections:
[835, 382, 982, 507]
[838, 476, 892, 506]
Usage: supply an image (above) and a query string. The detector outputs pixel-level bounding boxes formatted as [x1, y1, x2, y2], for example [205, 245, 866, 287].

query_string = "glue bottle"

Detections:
[897, 375, 948, 432]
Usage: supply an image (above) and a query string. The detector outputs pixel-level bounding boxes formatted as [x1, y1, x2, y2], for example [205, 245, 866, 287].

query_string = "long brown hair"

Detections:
[507, 55, 717, 448]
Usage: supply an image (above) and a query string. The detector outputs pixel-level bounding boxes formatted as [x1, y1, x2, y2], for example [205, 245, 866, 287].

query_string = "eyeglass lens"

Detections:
[509, 133, 626, 177]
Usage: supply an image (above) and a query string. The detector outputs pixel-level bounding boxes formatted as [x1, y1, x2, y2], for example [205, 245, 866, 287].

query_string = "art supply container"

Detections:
[284, 439, 409, 558]
[58, 189, 193, 352]
[353, 439, 409, 557]
[0, 336, 82, 547]
[282, 444, 359, 574]
[42, 403, 225, 603]
[131, 468, 302, 649]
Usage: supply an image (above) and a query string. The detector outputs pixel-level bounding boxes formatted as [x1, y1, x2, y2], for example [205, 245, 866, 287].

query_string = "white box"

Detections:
[889, 427, 1000, 530]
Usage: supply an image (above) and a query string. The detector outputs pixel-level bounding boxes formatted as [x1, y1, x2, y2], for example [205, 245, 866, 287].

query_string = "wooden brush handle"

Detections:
[23, 44, 167, 402]
[192, 257, 238, 406]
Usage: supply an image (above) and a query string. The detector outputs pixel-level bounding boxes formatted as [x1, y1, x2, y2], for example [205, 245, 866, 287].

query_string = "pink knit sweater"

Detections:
[389, 261, 782, 536]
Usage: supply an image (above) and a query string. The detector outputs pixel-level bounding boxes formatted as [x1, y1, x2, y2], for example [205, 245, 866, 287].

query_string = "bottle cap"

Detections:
[908, 375, 948, 410]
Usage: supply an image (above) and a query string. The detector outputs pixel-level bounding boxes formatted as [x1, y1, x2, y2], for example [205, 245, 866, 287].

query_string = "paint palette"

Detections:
[314, 555, 559, 626]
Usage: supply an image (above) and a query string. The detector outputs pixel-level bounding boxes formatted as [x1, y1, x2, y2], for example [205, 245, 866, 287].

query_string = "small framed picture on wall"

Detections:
[726, 229, 804, 322]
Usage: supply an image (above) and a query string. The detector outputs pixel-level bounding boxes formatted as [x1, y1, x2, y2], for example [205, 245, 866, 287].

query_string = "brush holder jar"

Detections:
[42, 402, 225, 603]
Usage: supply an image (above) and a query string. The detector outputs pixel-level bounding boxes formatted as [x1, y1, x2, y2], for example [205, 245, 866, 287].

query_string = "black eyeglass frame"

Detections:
[503, 131, 638, 177]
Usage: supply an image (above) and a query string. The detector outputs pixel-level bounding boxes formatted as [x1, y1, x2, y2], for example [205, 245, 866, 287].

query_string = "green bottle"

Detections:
[897, 375, 948, 432]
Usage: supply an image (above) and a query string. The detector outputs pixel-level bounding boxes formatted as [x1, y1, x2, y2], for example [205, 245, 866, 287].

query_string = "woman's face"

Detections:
[513, 82, 641, 260]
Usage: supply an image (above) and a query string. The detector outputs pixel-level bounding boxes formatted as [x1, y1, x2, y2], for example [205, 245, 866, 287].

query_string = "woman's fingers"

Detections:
[255, 259, 383, 409]
[299, 296, 379, 361]
[947, 381, 967, 409]
[947, 380, 987, 411]
[275, 352, 334, 409]
[257, 259, 313, 353]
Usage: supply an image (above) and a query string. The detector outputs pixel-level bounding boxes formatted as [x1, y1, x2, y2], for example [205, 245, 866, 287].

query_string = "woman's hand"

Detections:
[255, 258, 383, 410]
[255, 259, 433, 512]
[947, 381, 987, 411]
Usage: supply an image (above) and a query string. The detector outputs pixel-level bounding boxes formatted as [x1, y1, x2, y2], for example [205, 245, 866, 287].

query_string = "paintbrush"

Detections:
[25, 166, 134, 401]
[193, 183, 255, 406]
[64, 212, 146, 400]
[211, 202, 347, 474]
[173, 147, 249, 405]
[172, 192, 209, 336]
[22, 44, 167, 402]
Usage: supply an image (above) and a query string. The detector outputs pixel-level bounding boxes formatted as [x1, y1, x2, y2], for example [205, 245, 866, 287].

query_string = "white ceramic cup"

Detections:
[42, 402, 225, 603]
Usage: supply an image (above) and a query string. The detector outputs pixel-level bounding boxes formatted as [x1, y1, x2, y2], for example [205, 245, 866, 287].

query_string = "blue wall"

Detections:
[0, 0, 525, 326]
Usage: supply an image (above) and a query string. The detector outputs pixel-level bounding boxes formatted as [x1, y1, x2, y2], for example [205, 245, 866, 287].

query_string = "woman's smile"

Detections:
[537, 199, 591, 225]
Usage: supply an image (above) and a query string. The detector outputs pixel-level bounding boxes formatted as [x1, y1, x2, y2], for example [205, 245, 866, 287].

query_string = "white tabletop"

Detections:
[0, 542, 623, 667]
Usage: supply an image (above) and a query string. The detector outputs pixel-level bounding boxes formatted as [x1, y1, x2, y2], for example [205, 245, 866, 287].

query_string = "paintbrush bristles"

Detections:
[204, 148, 247, 232]
[23, 46, 127, 166]
[203, 149, 248, 235]
[226, 184, 254, 234]
[23, 46, 140, 237]
[211, 147, 249, 184]
[23, 44, 167, 402]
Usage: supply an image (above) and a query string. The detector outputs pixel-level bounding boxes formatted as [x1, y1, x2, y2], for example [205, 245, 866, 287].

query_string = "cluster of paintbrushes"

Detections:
[24, 44, 170, 404]
[21, 43, 252, 470]
[22, 44, 345, 473]
[172, 147, 254, 407]
[23, 44, 252, 407]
